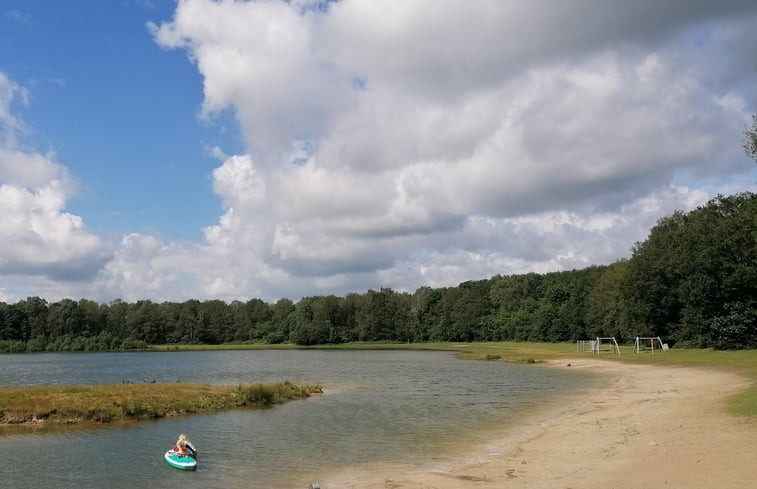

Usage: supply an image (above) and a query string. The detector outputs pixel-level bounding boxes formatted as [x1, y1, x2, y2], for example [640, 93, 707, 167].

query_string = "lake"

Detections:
[0, 349, 597, 488]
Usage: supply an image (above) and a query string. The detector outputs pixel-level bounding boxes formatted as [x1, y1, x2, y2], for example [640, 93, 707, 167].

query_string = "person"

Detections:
[173, 434, 188, 457]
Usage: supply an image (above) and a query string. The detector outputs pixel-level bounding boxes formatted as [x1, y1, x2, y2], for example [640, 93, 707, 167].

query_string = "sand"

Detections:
[320, 358, 757, 489]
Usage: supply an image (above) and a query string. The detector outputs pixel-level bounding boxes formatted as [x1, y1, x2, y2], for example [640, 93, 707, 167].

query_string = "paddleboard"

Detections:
[164, 450, 197, 470]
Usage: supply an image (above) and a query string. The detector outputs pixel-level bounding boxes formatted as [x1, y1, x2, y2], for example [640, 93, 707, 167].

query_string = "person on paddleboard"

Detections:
[173, 434, 189, 457]
[172, 433, 197, 459]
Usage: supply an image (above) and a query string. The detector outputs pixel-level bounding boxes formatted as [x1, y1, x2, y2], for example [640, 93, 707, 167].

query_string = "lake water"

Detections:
[0, 349, 597, 488]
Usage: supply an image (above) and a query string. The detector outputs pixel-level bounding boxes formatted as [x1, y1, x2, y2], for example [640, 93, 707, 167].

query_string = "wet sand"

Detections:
[320, 358, 757, 489]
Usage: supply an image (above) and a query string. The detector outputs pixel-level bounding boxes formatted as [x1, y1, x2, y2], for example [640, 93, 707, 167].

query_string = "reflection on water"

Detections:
[0, 350, 596, 488]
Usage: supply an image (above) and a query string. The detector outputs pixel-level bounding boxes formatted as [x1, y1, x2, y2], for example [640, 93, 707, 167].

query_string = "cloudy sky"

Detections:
[1, 0, 755, 304]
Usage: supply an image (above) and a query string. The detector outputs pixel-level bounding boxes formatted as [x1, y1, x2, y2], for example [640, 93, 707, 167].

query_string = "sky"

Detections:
[0, 0, 755, 304]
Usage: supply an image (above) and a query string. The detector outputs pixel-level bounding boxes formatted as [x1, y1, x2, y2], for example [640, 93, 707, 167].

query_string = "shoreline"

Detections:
[320, 358, 757, 489]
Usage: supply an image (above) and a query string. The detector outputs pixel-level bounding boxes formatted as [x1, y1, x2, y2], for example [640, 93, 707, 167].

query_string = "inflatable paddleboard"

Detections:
[164, 450, 197, 470]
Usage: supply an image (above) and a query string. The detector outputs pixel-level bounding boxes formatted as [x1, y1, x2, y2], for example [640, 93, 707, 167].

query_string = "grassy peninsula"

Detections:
[0, 381, 321, 426]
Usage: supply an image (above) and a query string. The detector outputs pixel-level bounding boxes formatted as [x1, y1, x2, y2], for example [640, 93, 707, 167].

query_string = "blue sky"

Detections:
[2, 0, 242, 240]
[0, 0, 755, 303]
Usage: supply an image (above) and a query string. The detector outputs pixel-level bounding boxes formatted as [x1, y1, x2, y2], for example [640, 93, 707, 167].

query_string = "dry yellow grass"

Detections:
[0, 381, 321, 426]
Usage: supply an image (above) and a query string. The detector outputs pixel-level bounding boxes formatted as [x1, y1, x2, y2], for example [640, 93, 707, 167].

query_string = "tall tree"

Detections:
[745, 114, 757, 164]
[585, 261, 631, 340]
[625, 193, 756, 348]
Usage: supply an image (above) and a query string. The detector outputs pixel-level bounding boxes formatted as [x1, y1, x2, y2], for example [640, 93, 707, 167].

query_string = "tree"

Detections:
[585, 261, 631, 340]
[245, 298, 272, 340]
[625, 193, 757, 348]
[200, 300, 233, 344]
[444, 280, 493, 341]
[266, 298, 295, 343]
[47, 299, 84, 338]
[745, 114, 757, 164]
[20, 296, 48, 340]
[489, 273, 543, 340]
[415, 286, 443, 341]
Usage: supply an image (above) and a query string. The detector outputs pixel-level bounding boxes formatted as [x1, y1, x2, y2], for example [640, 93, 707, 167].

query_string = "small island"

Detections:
[0, 381, 322, 426]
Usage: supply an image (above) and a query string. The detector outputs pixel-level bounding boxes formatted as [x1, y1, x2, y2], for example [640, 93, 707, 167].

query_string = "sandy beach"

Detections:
[322, 359, 757, 489]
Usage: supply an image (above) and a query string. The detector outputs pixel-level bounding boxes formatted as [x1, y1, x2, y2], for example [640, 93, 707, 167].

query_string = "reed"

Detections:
[0, 381, 322, 426]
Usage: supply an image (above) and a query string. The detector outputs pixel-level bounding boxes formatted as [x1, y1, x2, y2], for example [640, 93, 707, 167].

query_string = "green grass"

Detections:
[730, 385, 757, 417]
[0, 381, 322, 426]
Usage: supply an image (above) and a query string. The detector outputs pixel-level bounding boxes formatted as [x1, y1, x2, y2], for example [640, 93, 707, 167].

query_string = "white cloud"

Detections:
[4, 9, 33, 26]
[4, 1, 757, 303]
[0, 148, 74, 189]
[0, 73, 109, 288]
[0, 178, 109, 280]
[133, 0, 757, 301]
[0, 72, 29, 146]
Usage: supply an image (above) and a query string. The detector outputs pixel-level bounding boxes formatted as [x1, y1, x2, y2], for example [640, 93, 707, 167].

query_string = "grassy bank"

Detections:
[0, 381, 322, 426]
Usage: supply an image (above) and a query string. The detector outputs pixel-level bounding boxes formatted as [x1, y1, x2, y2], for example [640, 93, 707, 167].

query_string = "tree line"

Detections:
[0, 192, 754, 352]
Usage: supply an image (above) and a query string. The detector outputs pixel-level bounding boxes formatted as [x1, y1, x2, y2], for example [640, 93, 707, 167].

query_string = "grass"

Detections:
[0, 381, 322, 426]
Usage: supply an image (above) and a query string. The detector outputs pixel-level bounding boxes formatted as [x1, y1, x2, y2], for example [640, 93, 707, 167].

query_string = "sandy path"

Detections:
[320, 359, 757, 489]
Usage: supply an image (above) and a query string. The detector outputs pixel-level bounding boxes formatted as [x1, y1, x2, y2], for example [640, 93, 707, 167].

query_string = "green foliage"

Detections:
[745, 114, 757, 163]
[236, 384, 277, 405]
[585, 261, 631, 340]
[625, 193, 756, 348]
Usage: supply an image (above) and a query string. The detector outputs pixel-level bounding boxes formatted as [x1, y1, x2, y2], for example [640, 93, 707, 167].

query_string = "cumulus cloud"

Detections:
[139, 0, 757, 302]
[0, 73, 110, 289]
[4, 1, 757, 303]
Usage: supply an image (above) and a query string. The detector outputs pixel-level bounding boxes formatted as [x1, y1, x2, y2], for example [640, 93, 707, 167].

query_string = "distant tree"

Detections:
[0, 302, 14, 341]
[745, 114, 757, 164]
[124, 300, 165, 345]
[444, 280, 493, 341]
[338, 293, 363, 342]
[200, 299, 233, 343]
[244, 298, 272, 340]
[415, 286, 444, 340]
[289, 297, 324, 345]
[266, 298, 295, 343]
[174, 299, 202, 344]
[21, 296, 48, 340]
[47, 299, 83, 338]
[359, 288, 398, 341]
[78, 299, 105, 337]
[625, 192, 757, 348]
[489, 273, 542, 340]
[585, 261, 631, 340]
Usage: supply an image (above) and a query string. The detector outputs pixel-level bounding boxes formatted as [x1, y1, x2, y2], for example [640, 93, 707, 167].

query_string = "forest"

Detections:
[0, 192, 754, 352]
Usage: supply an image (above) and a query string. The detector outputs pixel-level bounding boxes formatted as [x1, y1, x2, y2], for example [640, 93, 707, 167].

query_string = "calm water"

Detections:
[0, 350, 596, 488]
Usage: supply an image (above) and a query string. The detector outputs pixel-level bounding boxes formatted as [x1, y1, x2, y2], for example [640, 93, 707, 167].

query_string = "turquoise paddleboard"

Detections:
[164, 450, 197, 470]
